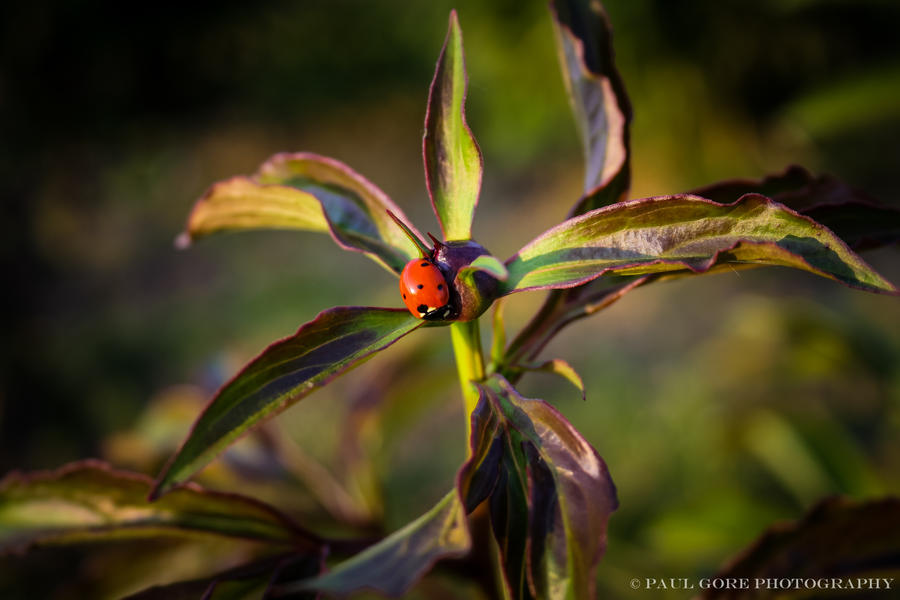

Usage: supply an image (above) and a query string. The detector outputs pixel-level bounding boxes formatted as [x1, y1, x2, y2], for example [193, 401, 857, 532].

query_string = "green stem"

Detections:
[450, 320, 485, 442]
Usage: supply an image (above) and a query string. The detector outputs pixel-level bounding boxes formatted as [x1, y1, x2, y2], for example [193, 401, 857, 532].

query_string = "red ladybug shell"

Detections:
[400, 259, 449, 318]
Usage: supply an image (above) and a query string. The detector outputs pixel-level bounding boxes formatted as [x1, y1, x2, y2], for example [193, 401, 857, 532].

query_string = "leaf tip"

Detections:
[146, 480, 166, 502]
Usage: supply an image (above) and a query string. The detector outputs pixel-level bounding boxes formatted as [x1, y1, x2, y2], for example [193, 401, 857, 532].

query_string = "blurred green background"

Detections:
[2, 0, 899, 597]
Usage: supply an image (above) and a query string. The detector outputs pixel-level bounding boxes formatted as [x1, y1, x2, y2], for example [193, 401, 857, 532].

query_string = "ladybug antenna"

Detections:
[385, 210, 431, 258]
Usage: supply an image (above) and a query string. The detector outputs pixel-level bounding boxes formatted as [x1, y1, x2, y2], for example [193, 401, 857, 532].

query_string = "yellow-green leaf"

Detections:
[504, 194, 898, 295]
[183, 152, 422, 273]
[152, 307, 423, 499]
[423, 11, 483, 241]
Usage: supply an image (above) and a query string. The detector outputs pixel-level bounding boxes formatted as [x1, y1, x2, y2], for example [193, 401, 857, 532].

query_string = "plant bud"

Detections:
[431, 240, 502, 322]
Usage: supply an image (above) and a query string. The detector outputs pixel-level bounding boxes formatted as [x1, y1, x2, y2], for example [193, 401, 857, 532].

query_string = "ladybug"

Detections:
[400, 258, 450, 320]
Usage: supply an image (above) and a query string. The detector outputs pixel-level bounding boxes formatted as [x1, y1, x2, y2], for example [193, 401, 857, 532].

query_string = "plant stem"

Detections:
[450, 319, 485, 442]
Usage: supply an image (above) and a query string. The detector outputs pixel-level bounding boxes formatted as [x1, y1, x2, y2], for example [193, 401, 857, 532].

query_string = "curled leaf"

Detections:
[551, 0, 632, 215]
[184, 152, 422, 273]
[503, 194, 898, 295]
[690, 165, 900, 251]
[152, 307, 424, 499]
[458, 376, 617, 599]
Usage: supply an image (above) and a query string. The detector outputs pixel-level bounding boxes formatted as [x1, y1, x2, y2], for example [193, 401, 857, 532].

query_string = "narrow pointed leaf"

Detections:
[0, 461, 320, 555]
[551, 0, 632, 215]
[152, 307, 424, 499]
[460, 376, 617, 600]
[690, 165, 900, 251]
[520, 359, 586, 402]
[423, 10, 483, 241]
[184, 152, 422, 273]
[386, 209, 431, 257]
[279, 490, 471, 597]
[503, 194, 898, 295]
[701, 497, 900, 599]
[490, 300, 507, 366]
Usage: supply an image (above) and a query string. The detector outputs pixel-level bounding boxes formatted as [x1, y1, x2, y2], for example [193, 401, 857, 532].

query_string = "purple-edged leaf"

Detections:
[690, 165, 900, 251]
[423, 10, 483, 241]
[459, 376, 617, 600]
[689, 165, 823, 207]
[701, 497, 900, 599]
[0, 461, 319, 555]
[123, 553, 321, 600]
[503, 194, 898, 295]
[152, 307, 424, 499]
[551, 0, 632, 215]
[802, 202, 900, 252]
[278, 490, 470, 597]
[183, 152, 422, 274]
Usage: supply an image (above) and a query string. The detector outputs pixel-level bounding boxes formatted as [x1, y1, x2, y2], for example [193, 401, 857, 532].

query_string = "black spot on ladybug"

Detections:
[417, 284, 424, 289]
[417, 304, 428, 314]
[437, 284, 443, 290]
[420, 262, 429, 267]
[403, 294, 406, 299]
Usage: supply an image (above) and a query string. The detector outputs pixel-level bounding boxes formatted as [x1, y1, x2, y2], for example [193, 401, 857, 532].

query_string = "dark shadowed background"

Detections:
[2, 0, 899, 597]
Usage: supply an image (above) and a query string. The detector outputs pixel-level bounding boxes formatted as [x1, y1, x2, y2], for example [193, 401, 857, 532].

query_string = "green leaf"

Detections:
[0, 461, 319, 554]
[489, 300, 507, 367]
[459, 376, 618, 600]
[183, 152, 422, 274]
[690, 165, 900, 251]
[519, 359, 586, 402]
[503, 194, 898, 295]
[278, 490, 470, 597]
[458, 254, 509, 281]
[152, 307, 424, 499]
[701, 497, 900, 599]
[423, 10, 483, 241]
[550, 0, 632, 215]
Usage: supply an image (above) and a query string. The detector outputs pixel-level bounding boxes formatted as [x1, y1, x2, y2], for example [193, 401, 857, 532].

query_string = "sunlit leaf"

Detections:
[182, 152, 422, 273]
[551, 0, 632, 215]
[458, 254, 509, 281]
[690, 165, 900, 251]
[278, 490, 470, 597]
[0, 461, 319, 555]
[701, 497, 900, 599]
[459, 376, 617, 599]
[152, 307, 424, 499]
[423, 10, 483, 241]
[519, 359, 586, 402]
[503, 194, 898, 295]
